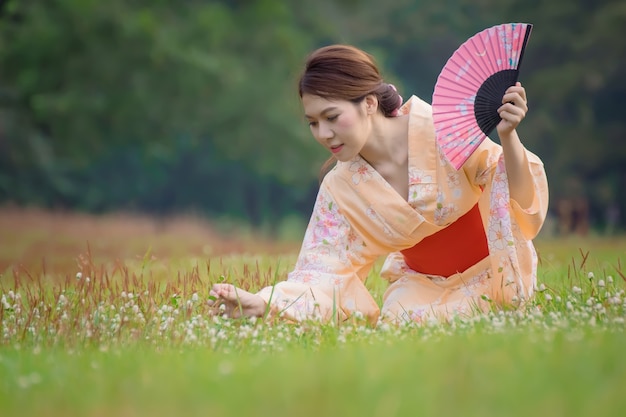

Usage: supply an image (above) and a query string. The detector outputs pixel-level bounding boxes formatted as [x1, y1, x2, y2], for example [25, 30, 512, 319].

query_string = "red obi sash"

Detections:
[400, 203, 489, 277]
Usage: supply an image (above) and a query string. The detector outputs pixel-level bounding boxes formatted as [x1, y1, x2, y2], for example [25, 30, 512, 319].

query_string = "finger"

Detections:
[498, 112, 523, 128]
[211, 283, 233, 298]
[502, 92, 517, 106]
[502, 92, 527, 108]
[208, 290, 220, 305]
[498, 104, 524, 119]
[504, 84, 527, 102]
[498, 102, 526, 117]
[219, 284, 238, 300]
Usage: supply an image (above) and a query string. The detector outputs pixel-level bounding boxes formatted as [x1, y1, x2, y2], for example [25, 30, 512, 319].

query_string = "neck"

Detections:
[359, 114, 409, 169]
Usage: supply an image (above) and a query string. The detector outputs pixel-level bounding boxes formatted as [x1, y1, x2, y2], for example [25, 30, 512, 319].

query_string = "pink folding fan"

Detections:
[432, 23, 533, 169]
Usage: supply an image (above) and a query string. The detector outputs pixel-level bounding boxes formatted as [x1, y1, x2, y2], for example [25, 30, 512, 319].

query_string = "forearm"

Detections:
[500, 130, 534, 209]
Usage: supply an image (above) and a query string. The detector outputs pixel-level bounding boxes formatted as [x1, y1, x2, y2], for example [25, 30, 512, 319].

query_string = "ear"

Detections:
[364, 94, 379, 115]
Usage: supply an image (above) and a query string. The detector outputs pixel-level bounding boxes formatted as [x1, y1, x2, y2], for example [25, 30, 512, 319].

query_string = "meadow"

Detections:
[1, 207, 625, 417]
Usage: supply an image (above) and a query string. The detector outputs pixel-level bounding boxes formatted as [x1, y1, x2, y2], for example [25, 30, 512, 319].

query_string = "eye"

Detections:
[327, 115, 338, 122]
[308, 121, 318, 127]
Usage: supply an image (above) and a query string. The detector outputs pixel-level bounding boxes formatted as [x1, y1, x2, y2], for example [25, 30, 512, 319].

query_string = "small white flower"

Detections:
[587, 272, 594, 280]
[572, 286, 582, 294]
[76, 272, 82, 280]
[607, 276, 614, 284]
[538, 283, 546, 292]
[544, 294, 553, 302]
[598, 280, 605, 288]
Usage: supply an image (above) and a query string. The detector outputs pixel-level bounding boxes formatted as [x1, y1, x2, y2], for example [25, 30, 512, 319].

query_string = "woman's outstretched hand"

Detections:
[209, 283, 267, 318]
[496, 82, 528, 138]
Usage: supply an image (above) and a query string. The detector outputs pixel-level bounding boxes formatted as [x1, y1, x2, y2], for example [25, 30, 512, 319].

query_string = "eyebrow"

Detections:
[304, 106, 339, 120]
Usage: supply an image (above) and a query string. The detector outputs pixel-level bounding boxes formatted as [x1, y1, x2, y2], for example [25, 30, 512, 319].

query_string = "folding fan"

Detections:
[432, 23, 533, 169]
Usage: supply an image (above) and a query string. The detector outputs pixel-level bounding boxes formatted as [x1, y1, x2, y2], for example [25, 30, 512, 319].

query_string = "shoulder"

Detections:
[401, 95, 432, 119]
[404, 95, 436, 141]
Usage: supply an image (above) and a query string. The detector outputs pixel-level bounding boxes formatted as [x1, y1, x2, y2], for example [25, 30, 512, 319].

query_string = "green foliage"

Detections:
[0, 0, 325, 223]
[0, 0, 624, 230]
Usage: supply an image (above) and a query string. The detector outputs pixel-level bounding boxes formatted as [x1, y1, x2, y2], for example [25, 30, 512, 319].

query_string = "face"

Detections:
[302, 94, 372, 162]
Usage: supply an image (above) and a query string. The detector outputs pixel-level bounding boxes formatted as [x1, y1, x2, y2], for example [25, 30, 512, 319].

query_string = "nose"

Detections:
[317, 122, 334, 141]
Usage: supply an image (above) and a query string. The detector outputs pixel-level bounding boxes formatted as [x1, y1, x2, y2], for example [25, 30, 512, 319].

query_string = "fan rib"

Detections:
[446, 55, 489, 88]
[467, 37, 495, 81]
[517, 24, 532, 71]
[510, 24, 523, 69]
[482, 27, 500, 75]
[454, 46, 491, 82]
[450, 51, 491, 85]
[435, 72, 482, 93]
[435, 116, 484, 138]
[434, 82, 478, 102]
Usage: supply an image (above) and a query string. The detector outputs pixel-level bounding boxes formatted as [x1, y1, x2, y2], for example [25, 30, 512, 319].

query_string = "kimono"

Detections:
[257, 95, 549, 324]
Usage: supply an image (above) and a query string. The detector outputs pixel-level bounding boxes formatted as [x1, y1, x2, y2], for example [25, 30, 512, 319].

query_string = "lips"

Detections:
[330, 144, 344, 154]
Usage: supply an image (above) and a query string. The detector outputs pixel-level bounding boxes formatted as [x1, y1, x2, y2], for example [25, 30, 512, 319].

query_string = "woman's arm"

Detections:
[496, 82, 534, 210]
[211, 181, 379, 323]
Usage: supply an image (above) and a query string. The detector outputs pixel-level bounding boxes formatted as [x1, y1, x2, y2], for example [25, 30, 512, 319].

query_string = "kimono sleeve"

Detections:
[463, 138, 549, 240]
[256, 181, 380, 324]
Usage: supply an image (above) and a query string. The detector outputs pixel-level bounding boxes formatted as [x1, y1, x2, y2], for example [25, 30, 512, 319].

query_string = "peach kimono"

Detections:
[257, 95, 549, 324]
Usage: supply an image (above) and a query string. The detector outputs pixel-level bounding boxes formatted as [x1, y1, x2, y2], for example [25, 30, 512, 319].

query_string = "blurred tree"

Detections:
[0, 0, 624, 233]
[0, 0, 326, 228]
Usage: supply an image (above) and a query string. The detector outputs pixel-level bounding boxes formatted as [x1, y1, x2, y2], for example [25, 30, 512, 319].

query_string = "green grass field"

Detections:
[1, 208, 625, 417]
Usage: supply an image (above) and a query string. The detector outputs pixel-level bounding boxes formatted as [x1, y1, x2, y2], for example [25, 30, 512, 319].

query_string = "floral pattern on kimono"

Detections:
[256, 95, 549, 324]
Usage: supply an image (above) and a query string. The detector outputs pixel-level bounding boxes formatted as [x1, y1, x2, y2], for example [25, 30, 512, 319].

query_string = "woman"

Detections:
[210, 45, 549, 325]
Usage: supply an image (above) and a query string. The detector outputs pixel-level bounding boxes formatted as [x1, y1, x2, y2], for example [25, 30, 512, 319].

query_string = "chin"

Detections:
[333, 150, 358, 162]
[333, 154, 353, 163]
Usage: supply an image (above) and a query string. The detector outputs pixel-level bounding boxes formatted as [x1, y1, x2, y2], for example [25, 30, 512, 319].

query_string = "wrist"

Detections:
[498, 129, 521, 147]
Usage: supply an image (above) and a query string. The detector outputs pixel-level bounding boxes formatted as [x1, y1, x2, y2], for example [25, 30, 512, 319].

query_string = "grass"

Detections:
[3, 330, 625, 417]
[1, 207, 625, 417]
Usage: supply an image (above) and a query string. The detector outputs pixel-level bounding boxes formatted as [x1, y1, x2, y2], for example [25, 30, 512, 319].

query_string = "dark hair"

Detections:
[298, 45, 403, 181]
[299, 44, 401, 116]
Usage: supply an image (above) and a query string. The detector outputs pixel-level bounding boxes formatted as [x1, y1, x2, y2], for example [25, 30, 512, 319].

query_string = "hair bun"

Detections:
[379, 83, 403, 117]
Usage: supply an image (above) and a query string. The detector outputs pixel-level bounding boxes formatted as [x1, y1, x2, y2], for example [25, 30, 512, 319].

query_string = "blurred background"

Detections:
[1, 0, 624, 239]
